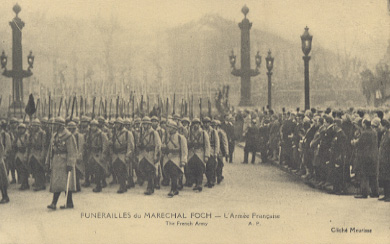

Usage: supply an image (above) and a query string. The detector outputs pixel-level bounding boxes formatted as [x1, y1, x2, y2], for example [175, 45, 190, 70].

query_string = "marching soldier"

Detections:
[123, 118, 136, 189]
[28, 119, 47, 191]
[8, 118, 19, 184]
[162, 119, 188, 197]
[221, 115, 235, 163]
[47, 117, 77, 210]
[133, 117, 144, 186]
[203, 117, 219, 188]
[13, 123, 30, 190]
[111, 118, 134, 193]
[187, 118, 210, 192]
[85, 119, 109, 193]
[97, 116, 109, 188]
[67, 122, 85, 192]
[80, 116, 93, 187]
[0, 127, 9, 204]
[1, 121, 12, 181]
[213, 120, 229, 184]
[138, 116, 161, 195]
[151, 116, 164, 189]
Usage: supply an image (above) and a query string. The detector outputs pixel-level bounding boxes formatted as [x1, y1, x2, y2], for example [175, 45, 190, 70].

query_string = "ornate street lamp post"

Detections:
[1, 4, 34, 114]
[229, 5, 261, 106]
[265, 50, 274, 110]
[301, 26, 312, 110]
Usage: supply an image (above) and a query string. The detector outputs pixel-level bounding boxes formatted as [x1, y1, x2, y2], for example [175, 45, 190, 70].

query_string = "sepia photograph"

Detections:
[0, 0, 389, 243]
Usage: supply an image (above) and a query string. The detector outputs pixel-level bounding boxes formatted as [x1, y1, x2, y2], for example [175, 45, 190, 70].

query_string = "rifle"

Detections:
[80, 96, 84, 116]
[104, 98, 108, 120]
[116, 96, 119, 119]
[91, 97, 96, 120]
[109, 98, 112, 120]
[132, 95, 135, 120]
[172, 93, 176, 116]
[199, 98, 202, 120]
[75, 97, 79, 117]
[58, 97, 63, 117]
[98, 97, 102, 117]
[147, 95, 149, 116]
[140, 95, 144, 117]
[190, 95, 194, 119]
[185, 101, 188, 117]
[208, 98, 212, 118]
[70, 96, 76, 121]
[48, 95, 51, 119]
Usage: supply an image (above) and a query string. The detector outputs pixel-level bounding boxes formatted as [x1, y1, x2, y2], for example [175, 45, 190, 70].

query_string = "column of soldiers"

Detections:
[240, 107, 390, 202]
[0, 112, 233, 205]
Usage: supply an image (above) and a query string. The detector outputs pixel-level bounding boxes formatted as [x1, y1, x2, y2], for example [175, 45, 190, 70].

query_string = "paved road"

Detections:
[1, 146, 389, 244]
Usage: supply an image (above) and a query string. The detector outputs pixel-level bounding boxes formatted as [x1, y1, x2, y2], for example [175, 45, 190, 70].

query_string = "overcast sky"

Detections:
[2, 0, 389, 65]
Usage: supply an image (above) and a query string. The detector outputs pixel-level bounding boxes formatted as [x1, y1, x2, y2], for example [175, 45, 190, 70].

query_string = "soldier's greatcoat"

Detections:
[0, 140, 8, 188]
[14, 132, 30, 171]
[73, 131, 86, 175]
[139, 128, 161, 167]
[49, 128, 77, 193]
[28, 129, 46, 168]
[112, 128, 134, 168]
[205, 127, 220, 158]
[162, 132, 188, 173]
[379, 129, 390, 181]
[86, 129, 109, 173]
[188, 128, 210, 166]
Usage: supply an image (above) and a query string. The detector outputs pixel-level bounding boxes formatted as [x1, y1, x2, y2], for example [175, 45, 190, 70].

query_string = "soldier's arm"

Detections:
[66, 134, 77, 168]
[180, 135, 188, 166]
[222, 131, 229, 156]
[203, 131, 211, 159]
[126, 131, 135, 160]
[214, 130, 220, 157]
[153, 131, 162, 163]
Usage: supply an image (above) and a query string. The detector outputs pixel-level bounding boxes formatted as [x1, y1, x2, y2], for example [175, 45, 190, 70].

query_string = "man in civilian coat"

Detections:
[378, 119, 390, 202]
[352, 119, 379, 198]
[47, 117, 77, 210]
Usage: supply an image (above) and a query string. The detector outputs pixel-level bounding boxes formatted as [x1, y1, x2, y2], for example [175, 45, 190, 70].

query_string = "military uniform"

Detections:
[85, 120, 109, 192]
[0, 131, 9, 203]
[187, 118, 210, 192]
[111, 118, 134, 193]
[214, 120, 228, 184]
[14, 124, 30, 190]
[80, 116, 93, 187]
[28, 119, 47, 191]
[0, 122, 12, 179]
[132, 118, 144, 185]
[162, 120, 188, 197]
[67, 122, 85, 192]
[47, 117, 77, 210]
[203, 117, 219, 188]
[138, 117, 161, 195]
[151, 116, 165, 189]
[221, 117, 235, 163]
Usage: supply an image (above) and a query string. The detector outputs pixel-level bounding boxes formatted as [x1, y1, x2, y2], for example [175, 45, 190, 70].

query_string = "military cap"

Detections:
[181, 117, 190, 123]
[73, 117, 80, 123]
[41, 117, 48, 123]
[203, 117, 211, 123]
[55, 117, 66, 125]
[142, 116, 152, 124]
[115, 117, 124, 124]
[97, 116, 105, 123]
[191, 118, 201, 124]
[48, 118, 56, 124]
[134, 117, 141, 124]
[371, 117, 381, 128]
[67, 121, 77, 129]
[211, 119, 220, 126]
[31, 118, 41, 126]
[166, 119, 178, 129]
[151, 116, 159, 122]
[81, 116, 91, 123]
[123, 118, 131, 125]
[108, 119, 115, 125]
[362, 118, 371, 127]
[10, 117, 18, 124]
[65, 116, 71, 124]
[167, 115, 173, 120]
[381, 119, 390, 128]
[90, 119, 99, 126]
[173, 114, 181, 120]
[17, 123, 26, 129]
[160, 118, 167, 123]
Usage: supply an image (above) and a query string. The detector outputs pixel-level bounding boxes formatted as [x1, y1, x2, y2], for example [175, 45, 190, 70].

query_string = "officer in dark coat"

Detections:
[243, 119, 258, 164]
[13, 123, 30, 190]
[378, 119, 390, 202]
[352, 119, 379, 198]
[221, 115, 235, 163]
[28, 119, 46, 191]
[258, 119, 270, 164]
[329, 119, 347, 194]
